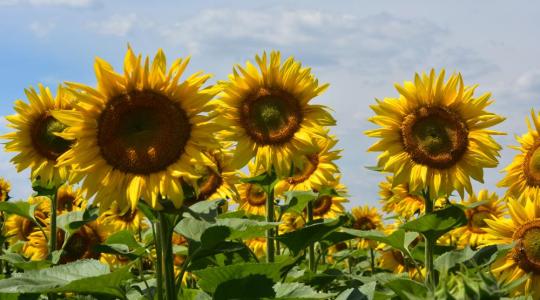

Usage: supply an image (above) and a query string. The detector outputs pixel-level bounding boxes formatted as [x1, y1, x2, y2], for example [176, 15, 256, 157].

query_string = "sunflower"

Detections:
[275, 134, 341, 194]
[52, 47, 220, 210]
[366, 70, 505, 198]
[379, 249, 423, 280]
[326, 242, 348, 264]
[98, 202, 145, 233]
[217, 51, 335, 176]
[450, 189, 505, 248]
[499, 110, 540, 201]
[246, 237, 266, 258]
[55, 184, 87, 215]
[278, 212, 305, 235]
[4, 196, 50, 245]
[0, 178, 11, 202]
[3, 85, 73, 185]
[182, 149, 240, 207]
[237, 182, 268, 216]
[484, 197, 540, 298]
[351, 205, 383, 249]
[310, 182, 348, 220]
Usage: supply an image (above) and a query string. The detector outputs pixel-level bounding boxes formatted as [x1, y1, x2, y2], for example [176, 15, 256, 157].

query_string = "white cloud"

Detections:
[29, 21, 56, 38]
[87, 13, 137, 37]
[1, 0, 93, 6]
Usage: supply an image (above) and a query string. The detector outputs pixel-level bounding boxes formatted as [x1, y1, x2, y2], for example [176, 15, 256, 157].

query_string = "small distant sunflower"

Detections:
[278, 212, 305, 235]
[0, 178, 11, 202]
[366, 70, 505, 198]
[55, 184, 87, 215]
[451, 189, 505, 248]
[310, 182, 348, 220]
[4, 196, 50, 245]
[499, 110, 540, 201]
[351, 205, 383, 249]
[53, 47, 220, 210]
[3, 85, 73, 185]
[379, 176, 425, 219]
[183, 149, 240, 207]
[246, 237, 266, 258]
[98, 202, 145, 233]
[217, 51, 335, 176]
[484, 198, 540, 298]
[275, 135, 341, 194]
[326, 242, 348, 264]
[237, 182, 267, 216]
[379, 249, 423, 280]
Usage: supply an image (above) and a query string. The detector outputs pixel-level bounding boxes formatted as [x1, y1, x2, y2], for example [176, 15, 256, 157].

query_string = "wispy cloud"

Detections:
[1, 0, 94, 7]
[86, 13, 137, 37]
[29, 21, 56, 38]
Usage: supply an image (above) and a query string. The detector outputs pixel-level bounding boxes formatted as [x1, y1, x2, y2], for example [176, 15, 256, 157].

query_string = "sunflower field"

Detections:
[0, 47, 538, 300]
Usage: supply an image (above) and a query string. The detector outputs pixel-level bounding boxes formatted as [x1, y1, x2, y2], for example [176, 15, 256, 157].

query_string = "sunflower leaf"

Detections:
[0, 201, 35, 221]
[401, 205, 467, 240]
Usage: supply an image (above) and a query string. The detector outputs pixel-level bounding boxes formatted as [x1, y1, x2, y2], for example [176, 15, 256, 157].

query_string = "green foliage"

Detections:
[402, 205, 467, 240]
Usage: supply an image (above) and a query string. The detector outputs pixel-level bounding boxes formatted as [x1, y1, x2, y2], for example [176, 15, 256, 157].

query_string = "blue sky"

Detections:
[1, 0, 540, 208]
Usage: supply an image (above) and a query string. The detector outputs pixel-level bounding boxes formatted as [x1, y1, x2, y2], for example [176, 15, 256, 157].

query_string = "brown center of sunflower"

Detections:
[60, 224, 103, 264]
[97, 91, 191, 174]
[401, 106, 468, 169]
[119, 208, 138, 223]
[287, 154, 319, 185]
[312, 195, 333, 216]
[467, 209, 491, 234]
[353, 216, 377, 230]
[57, 194, 76, 213]
[30, 113, 72, 161]
[513, 220, 540, 273]
[20, 218, 36, 241]
[523, 143, 540, 186]
[197, 168, 223, 200]
[240, 88, 302, 145]
[246, 184, 267, 206]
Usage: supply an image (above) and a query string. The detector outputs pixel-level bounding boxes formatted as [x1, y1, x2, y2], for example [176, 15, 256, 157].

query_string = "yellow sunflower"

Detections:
[0, 178, 11, 202]
[326, 242, 348, 264]
[278, 212, 305, 235]
[379, 249, 423, 280]
[55, 184, 87, 215]
[499, 110, 540, 201]
[275, 134, 341, 194]
[450, 189, 505, 248]
[246, 237, 266, 258]
[183, 149, 240, 207]
[351, 205, 383, 249]
[237, 182, 268, 216]
[4, 196, 50, 245]
[484, 197, 540, 298]
[216, 51, 335, 176]
[98, 202, 145, 233]
[52, 47, 220, 210]
[366, 70, 505, 198]
[310, 182, 348, 220]
[3, 85, 73, 185]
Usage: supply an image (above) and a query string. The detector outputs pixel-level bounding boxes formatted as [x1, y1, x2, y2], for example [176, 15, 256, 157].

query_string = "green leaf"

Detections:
[335, 288, 366, 300]
[384, 278, 428, 300]
[434, 246, 476, 276]
[184, 199, 226, 221]
[401, 205, 467, 239]
[0, 252, 51, 271]
[273, 282, 334, 299]
[214, 275, 275, 300]
[0, 202, 35, 221]
[277, 217, 347, 256]
[136, 201, 157, 222]
[175, 218, 279, 241]
[0, 259, 132, 298]
[240, 171, 278, 194]
[281, 191, 317, 215]
[97, 230, 146, 259]
[200, 226, 231, 249]
[341, 228, 418, 259]
[56, 210, 97, 235]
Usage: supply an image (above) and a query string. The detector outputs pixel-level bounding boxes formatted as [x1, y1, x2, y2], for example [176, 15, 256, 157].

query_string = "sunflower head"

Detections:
[379, 176, 425, 220]
[246, 237, 266, 258]
[499, 110, 540, 201]
[309, 182, 348, 220]
[53, 47, 221, 210]
[55, 184, 87, 214]
[351, 205, 383, 249]
[366, 70, 505, 198]
[98, 202, 145, 233]
[3, 85, 73, 185]
[5, 196, 51, 245]
[0, 178, 11, 202]
[217, 51, 335, 176]
[278, 212, 305, 235]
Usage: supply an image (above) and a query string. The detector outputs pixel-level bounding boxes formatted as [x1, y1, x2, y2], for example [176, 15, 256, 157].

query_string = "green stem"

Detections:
[157, 212, 176, 300]
[306, 200, 315, 272]
[49, 192, 57, 258]
[152, 222, 164, 300]
[266, 187, 275, 263]
[423, 189, 435, 290]
[370, 248, 375, 274]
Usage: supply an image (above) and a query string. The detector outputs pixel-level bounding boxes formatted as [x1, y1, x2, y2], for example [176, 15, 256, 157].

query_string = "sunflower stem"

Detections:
[370, 248, 376, 274]
[266, 186, 275, 263]
[307, 200, 315, 272]
[423, 189, 435, 291]
[49, 191, 57, 260]
[152, 222, 164, 300]
[157, 211, 176, 300]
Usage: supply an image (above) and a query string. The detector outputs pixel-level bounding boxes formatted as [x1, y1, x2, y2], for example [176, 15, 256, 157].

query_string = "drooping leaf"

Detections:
[0, 202, 35, 221]
[434, 246, 476, 276]
[401, 205, 467, 240]
[281, 191, 317, 215]
[273, 282, 335, 299]
[97, 230, 146, 259]
[341, 228, 418, 259]
[0, 252, 51, 271]
[184, 199, 226, 221]
[175, 218, 279, 242]
[384, 278, 429, 300]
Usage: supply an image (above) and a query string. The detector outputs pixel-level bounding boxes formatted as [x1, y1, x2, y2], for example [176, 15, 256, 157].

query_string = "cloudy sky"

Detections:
[0, 0, 539, 207]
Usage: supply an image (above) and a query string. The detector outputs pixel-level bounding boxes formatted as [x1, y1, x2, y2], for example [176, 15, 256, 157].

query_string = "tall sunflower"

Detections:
[55, 184, 87, 215]
[0, 178, 11, 202]
[366, 70, 505, 198]
[451, 189, 505, 248]
[52, 48, 220, 210]
[499, 110, 540, 201]
[275, 134, 341, 194]
[98, 202, 145, 233]
[4, 196, 50, 245]
[484, 198, 540, 298]
[310, 182, 348, 220]
[237, 182, 268, 216]
[379, 176, 425, 220]
[351, 205, 383, 249]
[217, 51, 335, 176]
[3, 85, 73, 185]
[278, 212, 305, 235]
